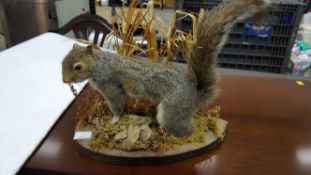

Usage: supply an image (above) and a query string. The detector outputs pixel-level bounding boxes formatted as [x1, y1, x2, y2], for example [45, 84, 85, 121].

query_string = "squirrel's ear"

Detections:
[73, 43, 80, 49]
[86, 45, 93, 55]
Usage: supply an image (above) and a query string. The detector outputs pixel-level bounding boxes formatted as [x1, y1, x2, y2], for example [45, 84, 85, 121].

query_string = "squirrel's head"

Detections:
[62, 43, 96, 83]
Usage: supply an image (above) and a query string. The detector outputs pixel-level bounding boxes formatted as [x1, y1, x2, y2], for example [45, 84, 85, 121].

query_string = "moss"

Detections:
[78, 101, 222, 152]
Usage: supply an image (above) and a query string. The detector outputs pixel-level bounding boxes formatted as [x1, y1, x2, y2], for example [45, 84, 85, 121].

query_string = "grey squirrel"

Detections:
[62, 0, 271, 137]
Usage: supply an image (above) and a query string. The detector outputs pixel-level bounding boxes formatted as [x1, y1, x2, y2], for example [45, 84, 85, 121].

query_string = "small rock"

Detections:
[112, 115, 153, 151]
[139, 125, 153, 142]
[124, 124, 141, 146]
[114, 129, 127, 140]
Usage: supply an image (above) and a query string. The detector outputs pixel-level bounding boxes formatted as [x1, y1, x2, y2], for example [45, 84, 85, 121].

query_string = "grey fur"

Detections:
[90, 51, 198, 136]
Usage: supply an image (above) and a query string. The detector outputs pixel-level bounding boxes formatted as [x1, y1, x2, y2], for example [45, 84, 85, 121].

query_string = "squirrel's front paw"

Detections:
[111, 115, 120, 124]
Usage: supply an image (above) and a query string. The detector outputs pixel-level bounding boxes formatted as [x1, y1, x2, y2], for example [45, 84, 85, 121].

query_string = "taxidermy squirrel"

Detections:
[62, 0, 271, 137]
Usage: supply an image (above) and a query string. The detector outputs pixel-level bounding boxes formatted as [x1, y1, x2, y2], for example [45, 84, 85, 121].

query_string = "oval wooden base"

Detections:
[75, 119, 228, 165]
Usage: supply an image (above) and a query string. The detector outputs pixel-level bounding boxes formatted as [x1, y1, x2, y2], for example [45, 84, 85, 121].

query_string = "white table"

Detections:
[0, 33, 85, 175]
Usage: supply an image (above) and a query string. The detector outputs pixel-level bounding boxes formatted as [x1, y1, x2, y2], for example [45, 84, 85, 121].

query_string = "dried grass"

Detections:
[111, 0, 202, 65]
[73, 2, 203, 65]
[113, 0, 151, 57]
[78, 102, 222, 152]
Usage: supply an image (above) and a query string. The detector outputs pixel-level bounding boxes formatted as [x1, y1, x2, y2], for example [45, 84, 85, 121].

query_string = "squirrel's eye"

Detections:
[74, 64, 82, 71]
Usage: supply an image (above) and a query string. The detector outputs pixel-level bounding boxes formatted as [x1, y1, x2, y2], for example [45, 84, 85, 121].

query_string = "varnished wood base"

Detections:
[75, 119, 228, 165]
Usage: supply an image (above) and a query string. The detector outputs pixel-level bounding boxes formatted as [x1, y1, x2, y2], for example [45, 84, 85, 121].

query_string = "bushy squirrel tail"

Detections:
[189, 0, 271, 103]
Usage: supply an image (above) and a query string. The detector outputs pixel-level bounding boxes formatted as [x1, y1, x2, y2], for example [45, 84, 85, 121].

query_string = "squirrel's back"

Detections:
[93, 51, 196, 101]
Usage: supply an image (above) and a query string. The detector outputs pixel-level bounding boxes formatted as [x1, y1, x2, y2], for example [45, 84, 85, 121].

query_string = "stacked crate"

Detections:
[179, 0, 307, 73]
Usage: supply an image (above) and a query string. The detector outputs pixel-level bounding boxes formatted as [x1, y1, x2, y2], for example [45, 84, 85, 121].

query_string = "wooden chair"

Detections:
[51, 14, 112, 47]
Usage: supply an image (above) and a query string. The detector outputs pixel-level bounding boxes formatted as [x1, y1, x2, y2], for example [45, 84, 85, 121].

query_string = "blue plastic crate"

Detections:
[179, 0, 307, 73]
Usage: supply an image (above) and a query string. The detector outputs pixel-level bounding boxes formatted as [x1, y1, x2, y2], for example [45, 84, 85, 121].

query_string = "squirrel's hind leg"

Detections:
[156, 92, 197, 137]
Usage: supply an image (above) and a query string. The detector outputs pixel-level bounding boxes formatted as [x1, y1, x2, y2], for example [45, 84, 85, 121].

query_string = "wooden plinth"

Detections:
[75, 119, 228, 165]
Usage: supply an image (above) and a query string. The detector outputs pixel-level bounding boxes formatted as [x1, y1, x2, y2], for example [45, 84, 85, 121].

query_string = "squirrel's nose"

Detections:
[63, 76, 71, 83]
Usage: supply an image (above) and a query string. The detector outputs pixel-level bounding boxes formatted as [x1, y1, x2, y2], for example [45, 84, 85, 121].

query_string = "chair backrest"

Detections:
[51, 14, 112, 47]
